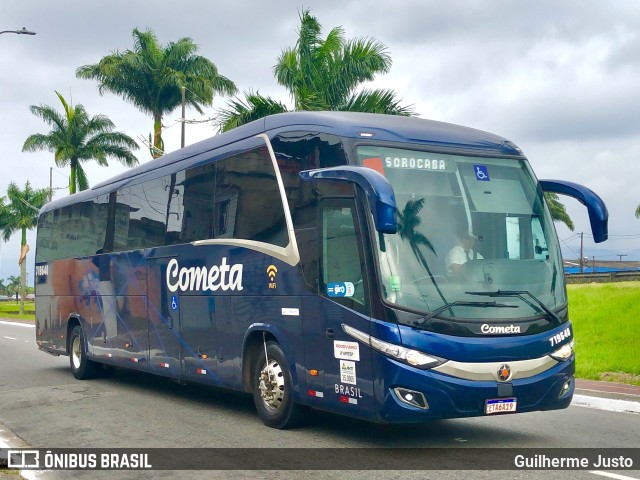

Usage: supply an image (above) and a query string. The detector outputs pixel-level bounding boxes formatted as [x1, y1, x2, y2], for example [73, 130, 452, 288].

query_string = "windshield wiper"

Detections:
[465, 290, 561, 325]
[415, 301, 518, 326]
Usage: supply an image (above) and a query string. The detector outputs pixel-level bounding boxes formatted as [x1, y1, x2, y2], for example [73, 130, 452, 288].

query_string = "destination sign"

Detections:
[384, 156, 448, 171]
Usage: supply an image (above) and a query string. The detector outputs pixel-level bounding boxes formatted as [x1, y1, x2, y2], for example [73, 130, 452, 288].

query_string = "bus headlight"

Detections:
[550, 340, 574, 361]
[342, 324, 443, 369]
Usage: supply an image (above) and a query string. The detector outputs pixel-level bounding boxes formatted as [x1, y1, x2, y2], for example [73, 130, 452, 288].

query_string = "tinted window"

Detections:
[119, 177, 170, 249]
[36, 195, 110, 261]
[215, 146, 287, 247]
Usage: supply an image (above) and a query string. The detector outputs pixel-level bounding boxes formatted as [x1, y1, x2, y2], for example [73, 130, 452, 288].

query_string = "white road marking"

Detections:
[3, 336, 17, 340]
[590, 471, 640, 480]
[573, 394, 640, 414]
[0, 320, 35, 328]
[0, 428, 46, 480]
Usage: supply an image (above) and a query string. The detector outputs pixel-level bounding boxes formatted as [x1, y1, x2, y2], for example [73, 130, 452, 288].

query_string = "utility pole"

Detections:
[49, 167, 53, 202]
[180, 86, 186, 149]
[579, 232, 584, 274]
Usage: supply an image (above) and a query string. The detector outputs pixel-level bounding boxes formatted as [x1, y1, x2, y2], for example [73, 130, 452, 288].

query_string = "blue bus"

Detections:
[35, 112, 608, 428]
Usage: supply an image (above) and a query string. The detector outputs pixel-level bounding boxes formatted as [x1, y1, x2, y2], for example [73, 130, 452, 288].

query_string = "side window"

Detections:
[215, 147, 288, 247]
[121, 178, 170, 249]
[181, 164, 215, 242]
[321, 200, 368, 313]
[270, 131, 349, 231]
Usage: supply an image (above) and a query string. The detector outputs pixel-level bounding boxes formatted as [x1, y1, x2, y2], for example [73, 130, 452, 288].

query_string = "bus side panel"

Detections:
[87, 252, 149, 369]
[228, 296, 304, 394]
[181, 295, 229, 385]
[35, 261, 60, 354]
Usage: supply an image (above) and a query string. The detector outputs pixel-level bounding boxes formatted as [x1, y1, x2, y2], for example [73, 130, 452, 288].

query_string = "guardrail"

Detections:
[565, 271, 640, 284]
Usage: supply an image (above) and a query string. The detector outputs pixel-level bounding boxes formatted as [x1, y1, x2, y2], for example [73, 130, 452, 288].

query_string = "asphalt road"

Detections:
[0, 320, 638, 480]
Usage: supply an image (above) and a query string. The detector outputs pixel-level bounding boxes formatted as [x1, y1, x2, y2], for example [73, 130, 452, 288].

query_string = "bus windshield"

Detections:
[357, 146, 566, 321]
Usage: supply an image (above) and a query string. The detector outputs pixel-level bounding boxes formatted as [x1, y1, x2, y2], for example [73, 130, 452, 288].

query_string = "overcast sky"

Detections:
[2, 0, 640, 282]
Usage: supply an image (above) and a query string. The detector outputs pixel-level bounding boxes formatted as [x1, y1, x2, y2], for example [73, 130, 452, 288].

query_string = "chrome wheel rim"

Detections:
[258, 359, 285, 411]
[71, 335, 81, 369]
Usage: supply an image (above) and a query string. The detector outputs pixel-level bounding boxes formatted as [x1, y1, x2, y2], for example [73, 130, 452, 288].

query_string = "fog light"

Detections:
[393, 387, 429, 410]
[559, 379, 572, 398]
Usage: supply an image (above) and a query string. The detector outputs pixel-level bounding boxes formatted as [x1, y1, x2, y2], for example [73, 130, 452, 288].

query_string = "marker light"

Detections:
[550, 340, 574, 361]
[342, 324, 443, 369]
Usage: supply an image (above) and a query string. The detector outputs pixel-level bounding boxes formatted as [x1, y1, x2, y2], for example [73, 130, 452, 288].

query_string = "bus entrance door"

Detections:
[319, 199, 375, 419]
[147, 255, 183, 379]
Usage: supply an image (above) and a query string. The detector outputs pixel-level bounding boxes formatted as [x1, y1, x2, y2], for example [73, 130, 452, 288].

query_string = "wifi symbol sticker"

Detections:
[267, 265, 278, 289]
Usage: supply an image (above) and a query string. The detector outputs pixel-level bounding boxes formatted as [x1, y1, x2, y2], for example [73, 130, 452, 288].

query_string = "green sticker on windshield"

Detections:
[390, 275, 401, 292]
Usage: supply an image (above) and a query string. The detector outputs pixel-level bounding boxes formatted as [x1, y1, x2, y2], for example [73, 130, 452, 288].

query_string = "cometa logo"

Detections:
[166, 258, 243, 292]
[480, 324, 521, 334]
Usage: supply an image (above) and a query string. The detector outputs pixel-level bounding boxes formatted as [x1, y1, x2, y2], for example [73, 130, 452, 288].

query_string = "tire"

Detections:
[252, 341, 303, 429]
[69, 325, 100, 380]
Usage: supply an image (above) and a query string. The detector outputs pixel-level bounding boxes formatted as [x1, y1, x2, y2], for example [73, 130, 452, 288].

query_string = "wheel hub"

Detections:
[259, 359, 285, 410]
[71, 335, 81, 369]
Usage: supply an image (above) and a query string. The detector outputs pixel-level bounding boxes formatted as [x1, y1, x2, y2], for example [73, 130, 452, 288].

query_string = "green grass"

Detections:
[0, 300, 35, 321]
[568, 281, 640, 385]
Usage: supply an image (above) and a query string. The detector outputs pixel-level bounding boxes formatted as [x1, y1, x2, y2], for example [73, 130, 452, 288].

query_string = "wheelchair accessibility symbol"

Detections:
[474, 164, 490, 181]
[171, 296, 178, 310]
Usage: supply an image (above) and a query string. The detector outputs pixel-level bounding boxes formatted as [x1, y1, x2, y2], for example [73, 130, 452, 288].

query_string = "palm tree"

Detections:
[76, 28, 237, 158]
[23, 91, 139, 194]
[6, 276, 21, 298]
[544, 192, 574, 231]
[217, 9, 413, 132]
[0, 182, 49, 314]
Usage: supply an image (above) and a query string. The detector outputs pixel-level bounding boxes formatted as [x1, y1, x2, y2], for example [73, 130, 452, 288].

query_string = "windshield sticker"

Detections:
[334, 340, 360, 361]
[340, 360, 357, 385]
[362, 157, 385, 175]
[474, 165, 490, 181]
[327, 282, 355, 298]
[389, 275, 401, 292]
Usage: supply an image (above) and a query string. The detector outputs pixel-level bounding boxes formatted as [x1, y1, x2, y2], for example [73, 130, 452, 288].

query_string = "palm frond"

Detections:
[544, 192, 575, 231]
[215, 92, 289, 132]
[341, 89, 415, 116]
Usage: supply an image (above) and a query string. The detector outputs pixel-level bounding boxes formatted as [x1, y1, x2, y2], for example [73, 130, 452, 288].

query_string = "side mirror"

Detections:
[300, 166, 398, 234]
[540, 179, 608, 243]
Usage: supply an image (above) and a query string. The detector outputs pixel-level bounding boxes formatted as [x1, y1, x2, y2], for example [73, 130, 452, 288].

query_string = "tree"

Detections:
[23, 91, 139, 194]
[635, 205, 640, 219]
[5, 276, 21, 298]
[76, 28, 237, 158]
[0, 182, 49, 314]
[544, 192, 574, 231]
[217, 9, 413, 132]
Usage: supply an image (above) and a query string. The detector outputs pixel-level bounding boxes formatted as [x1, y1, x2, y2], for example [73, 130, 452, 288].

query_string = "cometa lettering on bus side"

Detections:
[166, 258, 243, 293]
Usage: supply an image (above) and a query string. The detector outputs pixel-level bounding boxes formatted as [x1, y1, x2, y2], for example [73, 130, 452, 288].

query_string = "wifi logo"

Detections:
[267, 265, 278, 289]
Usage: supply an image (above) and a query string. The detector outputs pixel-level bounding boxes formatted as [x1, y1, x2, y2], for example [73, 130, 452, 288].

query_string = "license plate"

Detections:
[485, 397, 517, 414]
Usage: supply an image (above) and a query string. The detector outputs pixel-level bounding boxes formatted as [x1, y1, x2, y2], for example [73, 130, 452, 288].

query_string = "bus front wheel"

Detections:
[252, 341, 302, 429]
[69, 325, 100, 380]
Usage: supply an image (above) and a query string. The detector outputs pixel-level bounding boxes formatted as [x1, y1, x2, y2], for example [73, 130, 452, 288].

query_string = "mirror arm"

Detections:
[540, 179, 608, 243]
[300, 166, 398, 234]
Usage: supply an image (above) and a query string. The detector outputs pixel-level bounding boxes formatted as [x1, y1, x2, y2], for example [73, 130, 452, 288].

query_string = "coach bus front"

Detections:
[319, 145, 605, 422]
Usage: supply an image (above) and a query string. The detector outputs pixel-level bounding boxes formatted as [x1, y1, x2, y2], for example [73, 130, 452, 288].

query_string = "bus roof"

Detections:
[41, 111, 523, 213]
